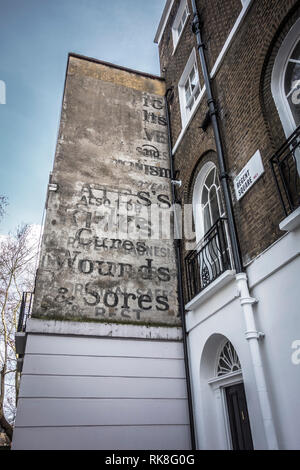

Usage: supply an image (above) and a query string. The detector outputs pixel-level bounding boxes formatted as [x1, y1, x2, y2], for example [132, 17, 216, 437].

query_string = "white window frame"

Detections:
[272, 18, 300, 138]
[191, 162, 233, 287]
[192, 162, 224, 243]
[208, 371, 244, 450]
[172, 0, 190, 52]
[208, 339, 244, 450]
[178, 48, 202, 127]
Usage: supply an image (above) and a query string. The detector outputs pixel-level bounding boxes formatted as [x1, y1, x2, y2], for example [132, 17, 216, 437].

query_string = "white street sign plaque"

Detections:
[234, 150, 265, 201]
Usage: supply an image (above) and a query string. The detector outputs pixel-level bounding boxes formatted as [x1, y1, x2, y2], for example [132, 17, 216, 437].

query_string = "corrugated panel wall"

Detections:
[12, 334, 191, 450]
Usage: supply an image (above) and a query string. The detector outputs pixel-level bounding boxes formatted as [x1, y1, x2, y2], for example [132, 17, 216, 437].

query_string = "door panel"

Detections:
[225, 383, 254, 450]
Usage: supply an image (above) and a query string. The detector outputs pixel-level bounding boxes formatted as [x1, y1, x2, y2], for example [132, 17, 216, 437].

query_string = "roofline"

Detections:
[154, 0, 174, 44]
[68, 53, 164, 81]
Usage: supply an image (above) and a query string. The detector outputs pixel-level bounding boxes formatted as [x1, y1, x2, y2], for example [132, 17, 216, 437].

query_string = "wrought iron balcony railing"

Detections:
[17, 292, 34, 333]
[185, 217, 233, 303]
[270, 125, 300, 217]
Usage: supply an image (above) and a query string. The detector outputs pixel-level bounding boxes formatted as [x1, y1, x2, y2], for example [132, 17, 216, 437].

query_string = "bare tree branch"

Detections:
[0, 222, 38, 444]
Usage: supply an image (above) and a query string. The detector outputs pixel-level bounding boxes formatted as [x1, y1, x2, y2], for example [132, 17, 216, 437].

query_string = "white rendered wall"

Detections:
[186, 284, 267, 450]
[247, 228, 300, 450]
[186, 227, 300, 450]
[12, 327, 191, 450]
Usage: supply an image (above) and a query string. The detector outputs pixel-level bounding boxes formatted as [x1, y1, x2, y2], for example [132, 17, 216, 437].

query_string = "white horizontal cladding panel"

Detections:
[14, 398, 190, 427]
[25, 334, 184, 359]
[12, 424, 191, 450]
[22, 354, 186, 378]
[26, 319, 183, 341]
[19, 375, 188, 399]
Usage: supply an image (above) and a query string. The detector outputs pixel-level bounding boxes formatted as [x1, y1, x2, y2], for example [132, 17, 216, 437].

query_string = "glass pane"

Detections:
[182, 10, 187, 23]
[187, 97, 194, 111]
[203, 205, 211, 234]
[287, 91, 300, 127]
[205, 168, 215, 188]
[194, 86, 200, 100]
[210, 186, 220, 225]
[189, 68, 195, 87]
[201, 186, 208, 205]
[291, 40, 300, 61]
[185, 79, 191, 102]
[178, 22, 182, 35]
[285, 61, 300, 96]
[190, 67, 199, 90]
[284, 40, 300, 126]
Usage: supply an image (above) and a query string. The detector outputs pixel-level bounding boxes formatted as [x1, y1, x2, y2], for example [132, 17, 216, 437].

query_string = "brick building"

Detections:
[155, 0, 300, 450]
[12, 0, 300, 450]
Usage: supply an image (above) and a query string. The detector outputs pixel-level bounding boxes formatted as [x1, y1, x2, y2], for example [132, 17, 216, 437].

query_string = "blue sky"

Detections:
[0, 0, 165, 234]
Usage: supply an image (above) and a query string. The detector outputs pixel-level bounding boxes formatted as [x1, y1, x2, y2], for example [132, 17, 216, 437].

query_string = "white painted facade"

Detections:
[13, 323, 191, 450]
[186, 226, 300, 450]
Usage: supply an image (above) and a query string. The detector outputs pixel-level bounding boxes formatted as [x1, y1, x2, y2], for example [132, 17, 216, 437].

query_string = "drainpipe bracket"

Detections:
[192, 14, 201, 36]
[48, 183, 58, 192]
[240, 296, 258, 306]
[171, 179, 182, 188]
[245, 330, 265, 341]
[219, 171, 229, 181]
[196, 42, 206, 50]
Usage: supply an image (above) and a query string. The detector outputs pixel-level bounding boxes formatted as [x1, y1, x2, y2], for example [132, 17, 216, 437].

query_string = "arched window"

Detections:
[201, 166, 225, 235]
[216, 340, 241, 377]
[272, 18, 300, 137]
[193, 162, 225, 242]
[186, 161, 232, 299]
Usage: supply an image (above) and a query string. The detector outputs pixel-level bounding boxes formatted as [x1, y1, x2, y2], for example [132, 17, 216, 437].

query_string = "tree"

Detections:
[0, 223, 38, 444]
[0, 195, 8, 223]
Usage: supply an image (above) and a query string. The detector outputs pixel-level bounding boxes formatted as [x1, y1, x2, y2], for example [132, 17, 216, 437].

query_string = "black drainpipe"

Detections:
[191, 0, 243, 274]
[165, 88, 196, 450]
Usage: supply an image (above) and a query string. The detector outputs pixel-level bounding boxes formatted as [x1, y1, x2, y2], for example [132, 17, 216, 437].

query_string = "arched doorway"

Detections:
[200, 335, 253, 450]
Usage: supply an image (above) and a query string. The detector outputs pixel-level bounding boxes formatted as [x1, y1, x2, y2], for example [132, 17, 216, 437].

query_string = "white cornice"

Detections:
[154, 0, 175, 45]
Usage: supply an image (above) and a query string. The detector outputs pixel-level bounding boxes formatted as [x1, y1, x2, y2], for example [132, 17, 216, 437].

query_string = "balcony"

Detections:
[15, 292, 34, 371]
[270, 125, 300, 230]
[17, 291, 34, 333]
[185, 218, 234, 306]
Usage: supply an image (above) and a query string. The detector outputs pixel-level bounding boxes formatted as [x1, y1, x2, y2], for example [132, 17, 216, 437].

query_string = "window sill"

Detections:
[185, 269, 236, 312]
[279, 206, 300, 232]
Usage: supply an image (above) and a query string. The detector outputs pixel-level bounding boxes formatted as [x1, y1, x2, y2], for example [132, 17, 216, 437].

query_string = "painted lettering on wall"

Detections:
[35, 84, 179, 326]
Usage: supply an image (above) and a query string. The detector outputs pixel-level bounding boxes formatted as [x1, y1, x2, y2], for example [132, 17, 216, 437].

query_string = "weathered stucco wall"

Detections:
[33, 55, 180, 326]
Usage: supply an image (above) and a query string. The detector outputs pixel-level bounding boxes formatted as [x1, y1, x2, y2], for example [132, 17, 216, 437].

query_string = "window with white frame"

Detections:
[178, 49, 202, 126]
[172, 0, 189, 51]
[284, 39, 300, 128]
[192, 162, 225, 242]
[189, 162, 232, 291]
[201, 166, 225, 235]
[216, 341, 241, 377]
[272, 18, 300, 138]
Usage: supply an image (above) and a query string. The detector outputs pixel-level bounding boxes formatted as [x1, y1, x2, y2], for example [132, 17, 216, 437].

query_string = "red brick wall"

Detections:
[159, 0, 300, 269]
